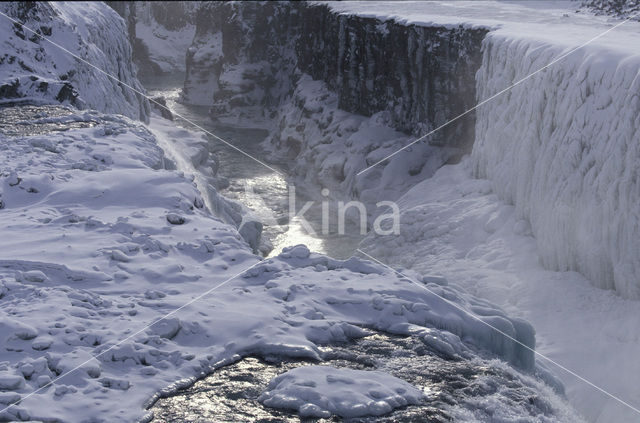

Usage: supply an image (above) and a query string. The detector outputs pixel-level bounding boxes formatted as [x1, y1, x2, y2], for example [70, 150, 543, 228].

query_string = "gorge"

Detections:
[0, 1, 639, 422]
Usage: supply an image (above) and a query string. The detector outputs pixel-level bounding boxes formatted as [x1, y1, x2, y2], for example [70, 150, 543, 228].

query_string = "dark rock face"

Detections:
[150, 95, 173, 120]
[184, 2, 487, 149]
[183, 2, 300, 114]
[297, 5, 487, 148]
[148, 2, 195, 31]
[580, 0, 640, 18]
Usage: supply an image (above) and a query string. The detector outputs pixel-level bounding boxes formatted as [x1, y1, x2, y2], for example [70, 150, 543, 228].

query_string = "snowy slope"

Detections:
[0, 2, 149, 120]
[0, 104, 572, 422]
[264, 75, 458, 209]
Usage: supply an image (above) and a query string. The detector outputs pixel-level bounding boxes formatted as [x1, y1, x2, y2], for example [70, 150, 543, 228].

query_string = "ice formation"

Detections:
[259, 365, 425, 418]
[472, 32, 640, 298]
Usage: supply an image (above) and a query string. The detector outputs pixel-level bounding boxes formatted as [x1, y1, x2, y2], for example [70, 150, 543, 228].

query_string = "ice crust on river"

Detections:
[259, 365, 425, 418]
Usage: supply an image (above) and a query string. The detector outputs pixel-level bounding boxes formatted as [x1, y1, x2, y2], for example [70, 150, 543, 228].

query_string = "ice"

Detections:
[472, 31, 640, 299]
[259, 365, 425, 418]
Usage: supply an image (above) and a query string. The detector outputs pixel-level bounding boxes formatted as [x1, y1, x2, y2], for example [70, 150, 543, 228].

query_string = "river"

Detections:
[142, 75, 363, 260]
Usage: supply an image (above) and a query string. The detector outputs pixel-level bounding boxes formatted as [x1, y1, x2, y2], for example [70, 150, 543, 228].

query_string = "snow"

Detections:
[259, 365, 425, 418]
[134, 2, 196, 74]
[0, 104, 564, 422]
[0, 2, 149, 120]
[361, 159, 640, 422]
[472, 31, 640, 299]
[324, 0, 640, 49]
[147, 115, 264, 252]
[264, 75, 457, 209]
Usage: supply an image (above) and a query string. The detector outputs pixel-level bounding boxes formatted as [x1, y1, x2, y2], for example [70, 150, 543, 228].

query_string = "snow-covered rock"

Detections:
[0, 2, 149, 120]
[133, 2, 197, 75]
[183, 2, 485, 144]
[259, 365, 425, 418]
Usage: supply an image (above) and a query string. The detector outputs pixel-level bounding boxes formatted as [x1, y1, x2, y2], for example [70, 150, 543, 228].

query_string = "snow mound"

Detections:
[0, 2, 149, 120]
[259, 365, 424, 418]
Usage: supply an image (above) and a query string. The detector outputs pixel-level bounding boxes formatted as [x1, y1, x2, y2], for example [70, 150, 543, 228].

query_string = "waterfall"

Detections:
[472, 32, 640, 298]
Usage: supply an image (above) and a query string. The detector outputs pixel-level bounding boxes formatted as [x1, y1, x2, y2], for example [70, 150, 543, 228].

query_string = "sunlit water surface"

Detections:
[143, 75, 363, 259]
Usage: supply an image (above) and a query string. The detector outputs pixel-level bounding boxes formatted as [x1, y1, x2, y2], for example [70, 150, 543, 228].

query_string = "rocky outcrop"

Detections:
[0, 2, 149, 120]
[579, 0, 640, 18]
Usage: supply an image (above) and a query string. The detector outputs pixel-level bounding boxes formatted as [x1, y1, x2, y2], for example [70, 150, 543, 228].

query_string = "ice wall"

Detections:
[472, 33, 640, 298]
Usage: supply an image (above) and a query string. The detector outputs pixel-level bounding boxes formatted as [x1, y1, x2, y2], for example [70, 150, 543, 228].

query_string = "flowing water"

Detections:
[143, 75, 364, 260]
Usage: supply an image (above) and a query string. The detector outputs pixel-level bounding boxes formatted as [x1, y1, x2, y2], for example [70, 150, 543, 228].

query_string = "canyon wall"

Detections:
[472, 33, 640, 298]
[183, 2, 486, 147]
[0, 2, 149, 120]
[183, 2, 640, 299]
[183, 2, 486, 207]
